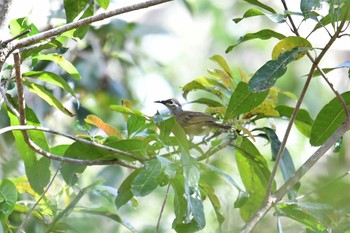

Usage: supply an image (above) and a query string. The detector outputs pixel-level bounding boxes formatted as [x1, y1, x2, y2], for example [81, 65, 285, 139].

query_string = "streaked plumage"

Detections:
[155, 98, 231, 138]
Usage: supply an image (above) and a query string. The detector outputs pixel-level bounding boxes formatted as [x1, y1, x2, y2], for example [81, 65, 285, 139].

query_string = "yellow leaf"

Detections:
[85, 115, 123, 138]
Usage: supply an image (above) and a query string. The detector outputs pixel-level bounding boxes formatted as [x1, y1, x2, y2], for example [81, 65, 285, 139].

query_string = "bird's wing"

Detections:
[181, 111, 218, 124]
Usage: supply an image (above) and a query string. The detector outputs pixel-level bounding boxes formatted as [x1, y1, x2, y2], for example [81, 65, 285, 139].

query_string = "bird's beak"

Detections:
[154, 100, 165, 104]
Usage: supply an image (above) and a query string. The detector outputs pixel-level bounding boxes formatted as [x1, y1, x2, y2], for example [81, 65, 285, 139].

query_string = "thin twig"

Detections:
[241, 1, 350, 232]
[155, 183, 171, 233]
[13, 0, 173, 50]
[1, 29, 31, 46]
[16, 164, 62, 233]
[11, 54, 140, 168]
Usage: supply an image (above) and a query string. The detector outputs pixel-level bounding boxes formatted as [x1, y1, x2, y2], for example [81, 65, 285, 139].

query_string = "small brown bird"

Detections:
[155, 98, 231, 139]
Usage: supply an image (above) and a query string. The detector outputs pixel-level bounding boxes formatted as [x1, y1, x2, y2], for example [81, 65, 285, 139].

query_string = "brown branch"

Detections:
[11, 54, 140, 168]
[13, 0, 173, 50]
[241, 1, 350, 232]
[0, 0, 173, 67]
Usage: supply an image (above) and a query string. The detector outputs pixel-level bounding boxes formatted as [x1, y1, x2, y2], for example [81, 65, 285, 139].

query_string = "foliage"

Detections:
[0, 0, 350, 232]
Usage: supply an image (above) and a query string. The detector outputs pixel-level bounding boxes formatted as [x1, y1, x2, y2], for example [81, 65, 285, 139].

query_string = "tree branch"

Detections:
[14, 0, 173, 49]
[0, 0, 173, 66]
[241, 1, 350, 232]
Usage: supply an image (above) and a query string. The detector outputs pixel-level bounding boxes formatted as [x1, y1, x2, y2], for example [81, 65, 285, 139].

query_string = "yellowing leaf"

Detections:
[272, 36, 312, 60]
[85, 115, 123, 138]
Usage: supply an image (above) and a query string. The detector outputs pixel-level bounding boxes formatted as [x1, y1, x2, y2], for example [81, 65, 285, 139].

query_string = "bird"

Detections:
[155, 98, 231, 139]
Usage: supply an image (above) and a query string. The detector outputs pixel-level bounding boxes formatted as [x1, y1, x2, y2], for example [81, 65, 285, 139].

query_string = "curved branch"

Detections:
[13, 0, 173, 49]
[241, 1, 350, 232]
[0, 0, 173, 66]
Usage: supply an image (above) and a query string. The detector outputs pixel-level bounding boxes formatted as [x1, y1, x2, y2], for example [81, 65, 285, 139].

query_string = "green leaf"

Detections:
[23, 71, 76, 98]
[110, 105, 145, 118]
[310, 92, 350, 146]
[61, 141, 117, 185]
[96, 0, 110, 9]
[190, 98, 224, 108]
[210, 55, 232, 78]
[310, 5, 350, 33]
[277, 202, 333, 231]
[182, 76, 228, 100]
[76, 206, 137, 232]
[0, 179, 18, 220]
[200, 163, 244, 192]
[226, 29, 285, 53]
[261, 127, 298, 200]
[154, 114, 176, 143]
[272, 36, 312, 60]
[7, 102, 51, 194]
[9, 17, 39, 38]
[234, 137, 272, 221]
[26, 157, 51, 195]
[32, 53, 81, 80]
[115, 169, 141, 209]
[300, 0, 322, 16]
[131, 158, 163, 196]
[225, 82, 268, 120]
[105, 138, 148, 159]
[276, 105, 314, 137]
[248, 47, 310, 92]
[64, 0, 94, 39]
[233, 8, 286, 24]
[242, 0, 276, 13]
[200, 185, 224, 226]
[23, 81, 75, 116]
[171, 174, 205, 232]
[127, 114, 146, 138]
[311, 61, 350, 78]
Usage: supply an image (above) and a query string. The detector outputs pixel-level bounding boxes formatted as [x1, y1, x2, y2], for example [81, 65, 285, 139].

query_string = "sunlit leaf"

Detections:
[110, 105, 145, 119]
[310, 91, 350, 146]
[131, 158, 163, 196]
[244, 99, 279, 118]
[0, 179, 18, 220]
[85, 115, 122, 137]
[226, 29, 285, 53]
[225, 82, 268, 120]
[249, 47, 310, 92]
[23, 71, 76, 98]
[96, 0, 110, 9]
[32, 53, 81, 80]
[182, 76, 228, 100]
[23, 81, 75, 117]
[9, 17, 39, 38]
[272, 36, 312, 60]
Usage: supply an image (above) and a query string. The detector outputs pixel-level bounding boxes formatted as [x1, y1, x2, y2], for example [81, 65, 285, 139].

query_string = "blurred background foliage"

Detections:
[1, 0, 350, 232]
